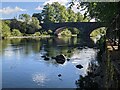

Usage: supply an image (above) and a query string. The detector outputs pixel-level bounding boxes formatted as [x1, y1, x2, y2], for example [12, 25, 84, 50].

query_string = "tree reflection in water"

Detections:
[76, 59, 99, 89]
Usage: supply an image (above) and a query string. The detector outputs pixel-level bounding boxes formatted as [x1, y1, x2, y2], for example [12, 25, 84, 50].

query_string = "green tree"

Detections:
[19, 14, 31, 24]
[70, 2, 118, 22]
[32, 13, 42, 22]
[42, 2, 69, 23]
[1, 21, 11, 38]
[42, 3, 55, 23]
[11, 14, 41, 34]
[11, 29, 22, 36]
[67, 8, 77, 22]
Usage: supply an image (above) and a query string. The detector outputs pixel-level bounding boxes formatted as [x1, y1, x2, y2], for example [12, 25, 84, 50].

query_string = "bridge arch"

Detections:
[54, 26, 106, 38]
[54, 26, 80, 36]
[41, 22, 106, 41]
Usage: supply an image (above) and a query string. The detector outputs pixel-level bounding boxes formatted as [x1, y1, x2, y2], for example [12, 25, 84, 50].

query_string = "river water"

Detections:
[1, 37, 99, 88]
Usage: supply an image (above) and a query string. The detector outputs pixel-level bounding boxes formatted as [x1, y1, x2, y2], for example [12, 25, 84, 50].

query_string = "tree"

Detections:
[67, 8, 77, 22]
[1, 20, 11, 38]
[19, 14, 31, 24]
[11, 29, 22, 36]
[32, 13, 42, 22]
[41, 2, 69, 23]
[70, 1, 120, 50]
[70, 2, 118, 23]
[11, 14, 41, 34]
[42, 3, 55, 23]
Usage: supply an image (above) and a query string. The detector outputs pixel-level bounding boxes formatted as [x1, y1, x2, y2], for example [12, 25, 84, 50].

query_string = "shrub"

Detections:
[72, 28, 80, 34]
[33, 32, 41, 36]
[59, 29, 72, 37]
[11, 29, 22, 36]
[42, 31, 48, 35]
[48, 29, 53, 35]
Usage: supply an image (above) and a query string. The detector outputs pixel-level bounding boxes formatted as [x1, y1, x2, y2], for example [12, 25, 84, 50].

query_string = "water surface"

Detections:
[1, 37, 99, 88]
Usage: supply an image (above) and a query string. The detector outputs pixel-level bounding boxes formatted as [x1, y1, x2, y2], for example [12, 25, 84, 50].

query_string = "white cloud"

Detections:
[35, 6, 43, 10]
[69, 2, 88, 15]
[35, 0, 69, 11]
[0, 6, 26, 14]
[43, 0, 69, 5]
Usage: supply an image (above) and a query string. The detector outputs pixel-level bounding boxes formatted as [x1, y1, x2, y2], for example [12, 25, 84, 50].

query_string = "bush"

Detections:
[90, 27, 106, 37]
[48, 29, 53, 35]
[42, 31, 48, 35]
[59, 29, 72, 37]
[33, 32, 41, 36]
[11, 29, 22, 36]
[72, 28, 80, 34]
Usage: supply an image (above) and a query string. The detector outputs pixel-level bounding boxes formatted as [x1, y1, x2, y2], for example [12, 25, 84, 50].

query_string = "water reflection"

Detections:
[1, 37, 99, 88]
[32, 73, 49, 86]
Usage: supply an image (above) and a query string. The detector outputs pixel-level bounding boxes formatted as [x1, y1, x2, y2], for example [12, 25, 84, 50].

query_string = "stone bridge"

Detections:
[40, 22, 106, 46]
[41, 22, 105, 36]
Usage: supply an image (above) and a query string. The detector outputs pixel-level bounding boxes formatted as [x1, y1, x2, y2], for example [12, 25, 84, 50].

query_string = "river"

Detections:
[1, 37, 100, 88]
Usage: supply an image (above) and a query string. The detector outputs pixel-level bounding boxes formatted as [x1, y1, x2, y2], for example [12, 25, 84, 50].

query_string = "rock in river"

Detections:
[58, 74, 62, 77]
[41, 55, 46, 58]
[76, 64, 83, 69]
[44, 57, 50, 61]
[55, 54, 66, 64]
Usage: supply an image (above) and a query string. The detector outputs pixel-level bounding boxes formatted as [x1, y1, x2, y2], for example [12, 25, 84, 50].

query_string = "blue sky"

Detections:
[1, 2, 44, 19]
[0, 0, 74, 19]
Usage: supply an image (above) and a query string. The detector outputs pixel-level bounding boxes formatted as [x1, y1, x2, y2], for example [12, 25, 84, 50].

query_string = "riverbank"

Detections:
[96, 42, 120, 88]
[2, 35, 78, 39]
[3, 35, 51, 39]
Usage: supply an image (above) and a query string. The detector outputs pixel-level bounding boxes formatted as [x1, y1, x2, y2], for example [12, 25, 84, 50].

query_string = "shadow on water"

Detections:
[75, 50, 120, 90]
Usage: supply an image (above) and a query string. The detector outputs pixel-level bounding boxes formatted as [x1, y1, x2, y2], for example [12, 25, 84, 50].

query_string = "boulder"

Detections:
[67, 58, 70, 61]
[51, 57, 56, 59]
[58, 74, 62, 77]
[41, 55, 46, 58]
[76, 64, 83, 69]
[55, 54, 66, 64]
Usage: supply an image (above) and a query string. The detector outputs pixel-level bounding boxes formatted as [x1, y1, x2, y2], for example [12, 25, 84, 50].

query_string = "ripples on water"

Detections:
[1, 37, 99, 88]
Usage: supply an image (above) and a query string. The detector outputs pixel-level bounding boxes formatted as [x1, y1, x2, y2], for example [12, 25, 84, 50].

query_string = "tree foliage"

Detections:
[10, 14, 41, 34]
[70, 1, 118, 23]
[11, 29, 22, 36]
[59, 29, 72, 37]
[1, 20, 11, 38]
[34, 2, 88, 23]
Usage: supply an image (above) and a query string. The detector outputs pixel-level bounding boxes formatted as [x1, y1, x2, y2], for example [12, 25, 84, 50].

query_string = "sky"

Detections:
[0, 0, 79, 19]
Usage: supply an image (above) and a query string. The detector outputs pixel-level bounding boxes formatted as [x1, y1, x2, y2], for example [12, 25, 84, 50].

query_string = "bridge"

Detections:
[40, 22, 105, 36]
